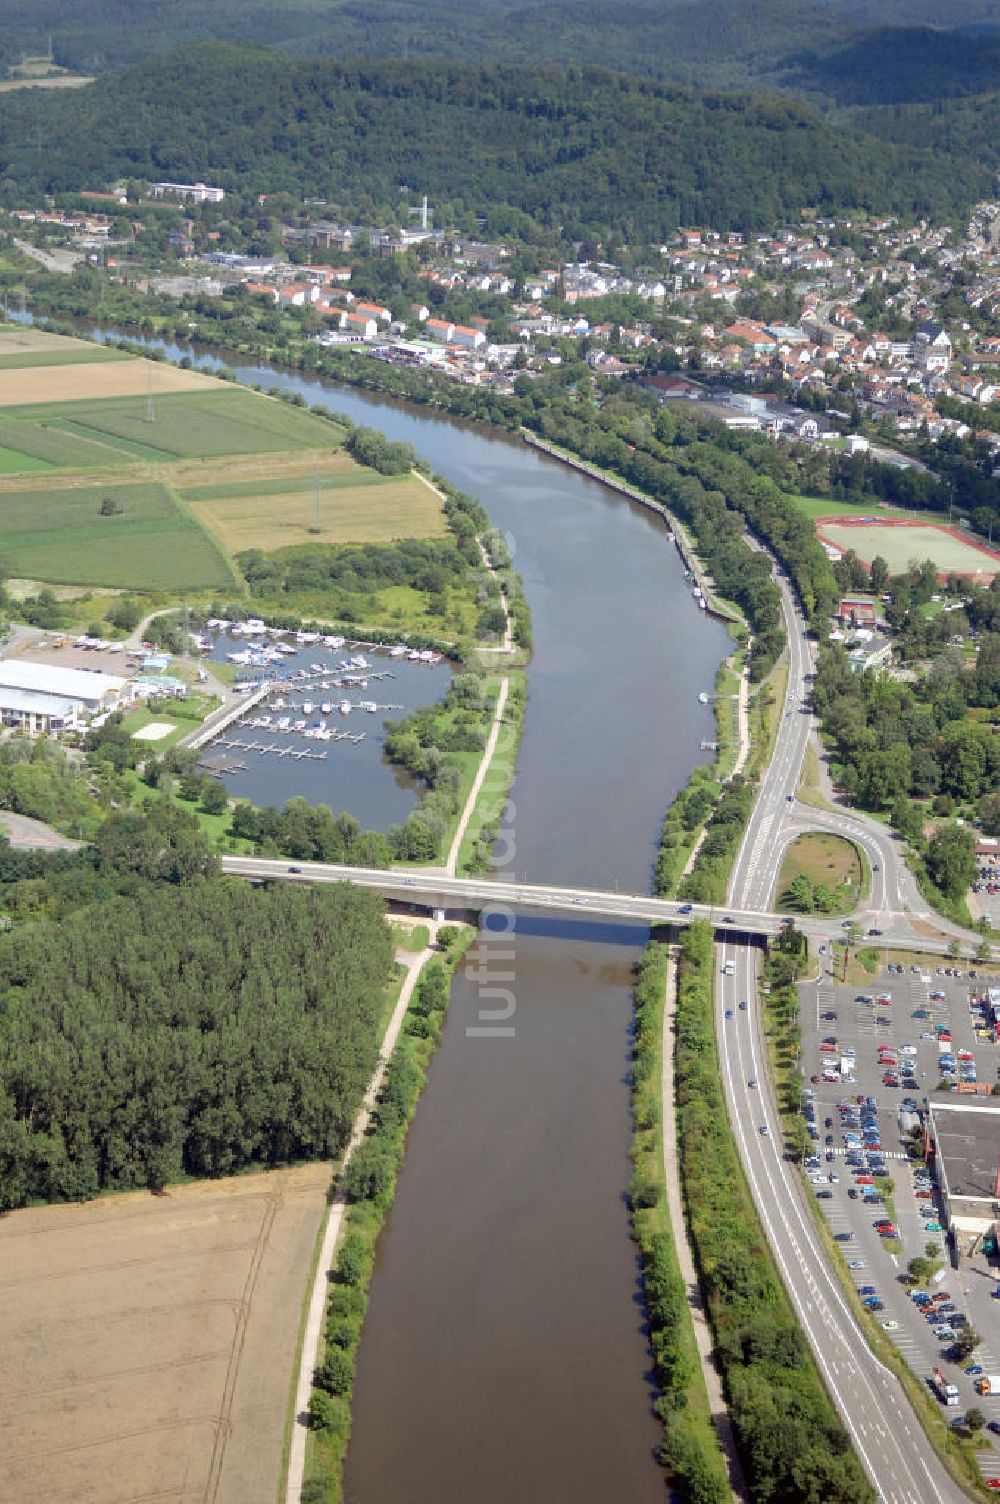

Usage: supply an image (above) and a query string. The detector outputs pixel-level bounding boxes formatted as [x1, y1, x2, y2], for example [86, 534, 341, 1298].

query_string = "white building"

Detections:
[0, 660, 130, 736]
[151, 181, 225, 204]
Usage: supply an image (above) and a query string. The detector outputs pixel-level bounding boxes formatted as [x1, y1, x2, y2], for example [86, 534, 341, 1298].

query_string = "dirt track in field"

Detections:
[0, 1166, 330, 1504]
[0, 360, 217, 407]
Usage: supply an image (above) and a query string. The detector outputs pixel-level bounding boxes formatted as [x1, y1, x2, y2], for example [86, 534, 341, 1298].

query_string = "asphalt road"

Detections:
[717, 572, 969, 1503]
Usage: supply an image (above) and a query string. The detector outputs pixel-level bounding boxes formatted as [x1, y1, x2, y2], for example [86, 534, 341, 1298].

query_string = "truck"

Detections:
[932, 1367, 960, 1406]
[975, 1375, 1000, 1397]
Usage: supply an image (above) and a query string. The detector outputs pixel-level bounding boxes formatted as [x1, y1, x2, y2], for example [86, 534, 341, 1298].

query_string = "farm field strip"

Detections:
[0, 481, 235, 590]
[0, 359, 218, 407]
[0, 416, 133, 468]
[0, 1166, 331, 1504]
[3, 389, 344, 459]
[0, 347, 134, 370]
[178, 468, 386, 503]
[0, 328, 116, 357]
[189, 475, 447, 551]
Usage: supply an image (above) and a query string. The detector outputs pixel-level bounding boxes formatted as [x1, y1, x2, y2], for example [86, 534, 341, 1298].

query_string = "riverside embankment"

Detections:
[73, 323, 733, 1501]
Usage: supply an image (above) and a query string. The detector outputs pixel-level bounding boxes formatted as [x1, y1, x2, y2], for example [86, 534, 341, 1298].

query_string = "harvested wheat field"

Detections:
[0, 1165, 331, 1504]
[0, 359, 217, 407]
[0, 327, 109, 358]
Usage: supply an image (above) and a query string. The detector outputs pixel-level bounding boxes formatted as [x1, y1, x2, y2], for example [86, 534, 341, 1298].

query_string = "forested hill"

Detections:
[0, 46, 989, 242]
[3, 0, 1000, 114]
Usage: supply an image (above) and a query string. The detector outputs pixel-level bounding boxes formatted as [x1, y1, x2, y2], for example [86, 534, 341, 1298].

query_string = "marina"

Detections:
[194, 624, 453, 827]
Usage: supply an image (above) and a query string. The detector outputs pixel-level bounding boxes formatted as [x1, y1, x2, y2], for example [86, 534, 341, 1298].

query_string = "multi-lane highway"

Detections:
[718, 572, 970, 1503]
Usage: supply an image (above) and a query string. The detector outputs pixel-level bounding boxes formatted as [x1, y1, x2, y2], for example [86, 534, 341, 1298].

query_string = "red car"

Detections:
[820, 1041, 837, 1053]
[916, 1190, 933, 1199]
[856, 1175, 875, 1185]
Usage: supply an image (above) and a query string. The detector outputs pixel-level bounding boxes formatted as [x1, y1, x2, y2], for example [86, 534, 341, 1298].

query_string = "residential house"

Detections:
[914, 321, 953, 372]
[340, 312, 378, 339]
[451, 325, 487, 350]
[424, 318, 455, 343]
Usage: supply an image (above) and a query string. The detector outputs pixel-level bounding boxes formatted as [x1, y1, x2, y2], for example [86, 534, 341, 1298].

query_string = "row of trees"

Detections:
[0, 878, 393, 1207]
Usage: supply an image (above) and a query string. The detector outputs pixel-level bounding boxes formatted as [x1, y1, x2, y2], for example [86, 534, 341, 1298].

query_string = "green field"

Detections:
[790, 493, 926, 522]
[0, 347, 133, 370]
[0, 482, 235, 589]
[10, 390, 345, 461]
[0, 416, 132, 468]
[0, 443, 50, 473]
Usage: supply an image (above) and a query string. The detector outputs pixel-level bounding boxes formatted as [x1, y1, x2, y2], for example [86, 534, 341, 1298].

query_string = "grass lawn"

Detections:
[391, 922, 431, 952]
[777, 832, 863, 915]
[9, 389, 344, 461]
[188, 473, 446, 552]
[120, 708, 187, 751]
[0, 481, 235, 590]
[789, 493, 926, 523]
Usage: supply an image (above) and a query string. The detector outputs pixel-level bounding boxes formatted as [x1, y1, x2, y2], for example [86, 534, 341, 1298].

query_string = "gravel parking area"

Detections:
[798, 955, 1000, 1449]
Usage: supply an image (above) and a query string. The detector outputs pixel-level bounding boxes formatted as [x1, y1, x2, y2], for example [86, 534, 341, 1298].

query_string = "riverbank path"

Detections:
[283, 925, 442, 1504]
[445, 674, 509, 875]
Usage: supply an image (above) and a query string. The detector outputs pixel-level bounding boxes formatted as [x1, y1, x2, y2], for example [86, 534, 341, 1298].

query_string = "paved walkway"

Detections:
[445, 674, 509, 875]
[0, 811, 82, 850]
[283, 928, 440, 1504]
[662, 948, 747, 1502]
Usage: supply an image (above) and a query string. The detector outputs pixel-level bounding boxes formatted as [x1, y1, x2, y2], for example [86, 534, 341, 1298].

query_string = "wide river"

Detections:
[92, 329, 730, 1498]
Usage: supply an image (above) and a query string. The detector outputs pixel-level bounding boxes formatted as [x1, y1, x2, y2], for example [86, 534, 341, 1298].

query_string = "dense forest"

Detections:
[2, 0, 1000, 118]
[0, 46, 988, 240]
[0, 877, 393, 1208]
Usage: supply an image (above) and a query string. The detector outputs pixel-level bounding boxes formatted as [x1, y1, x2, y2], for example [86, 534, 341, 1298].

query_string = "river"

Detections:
[87, 327, 730, 1498]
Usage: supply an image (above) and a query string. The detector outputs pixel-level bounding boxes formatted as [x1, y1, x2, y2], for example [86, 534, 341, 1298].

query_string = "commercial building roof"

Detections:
[0, 688, 80, 718]
[929, 1101, 1000, 1206]
[0, 660, 125, 702]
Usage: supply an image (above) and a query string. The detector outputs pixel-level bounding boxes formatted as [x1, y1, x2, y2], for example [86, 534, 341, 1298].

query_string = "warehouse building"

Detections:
[926, 1100, 1000, 1246]
[0, 660, 131, 735]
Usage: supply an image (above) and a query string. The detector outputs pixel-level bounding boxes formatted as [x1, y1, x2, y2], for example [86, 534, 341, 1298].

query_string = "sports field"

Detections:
[0, 481, 235, 589]
[815, 516, 1000, 579]
[0, 1166, 330, 1504]
[186, 472, 446, 551]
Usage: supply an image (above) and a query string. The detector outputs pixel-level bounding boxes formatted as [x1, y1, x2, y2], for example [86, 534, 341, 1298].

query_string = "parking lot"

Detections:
[970, 856, 1000, 930]
[797, 953, 1000, 1461]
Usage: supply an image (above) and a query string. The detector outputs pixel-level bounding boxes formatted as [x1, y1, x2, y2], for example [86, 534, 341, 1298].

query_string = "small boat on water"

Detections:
[321, 702, 332, 715]
[339, 699, 351, 716]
